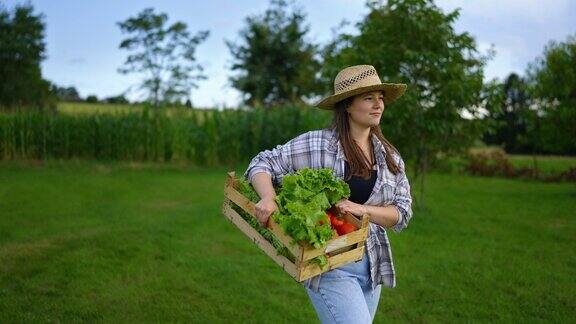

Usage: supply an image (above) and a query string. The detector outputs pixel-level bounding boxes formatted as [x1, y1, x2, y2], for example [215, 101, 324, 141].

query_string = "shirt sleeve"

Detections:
[243, 136, 298, 187]
[391, 155, 413, 233]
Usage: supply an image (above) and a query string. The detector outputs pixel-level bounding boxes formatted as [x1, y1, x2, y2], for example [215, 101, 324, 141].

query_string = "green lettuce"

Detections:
[272, 168, 350, 249]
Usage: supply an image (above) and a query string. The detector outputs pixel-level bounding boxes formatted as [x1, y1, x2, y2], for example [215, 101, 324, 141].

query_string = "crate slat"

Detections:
[342, 213, 362, 228]
[222, 201, 298, 279]
[267, 218, 303, 263]
[297, 245, 365, 281]
[224, 182, 305, 261]
[300, 226, 369, 261]
[224, 185, 256, 216]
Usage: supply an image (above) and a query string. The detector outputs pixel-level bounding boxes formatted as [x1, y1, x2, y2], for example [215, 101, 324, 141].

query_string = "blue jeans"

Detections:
[304, 250, 382, 323]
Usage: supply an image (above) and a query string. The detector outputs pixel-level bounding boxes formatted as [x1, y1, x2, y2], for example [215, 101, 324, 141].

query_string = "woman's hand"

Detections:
[335, 199, 368, 217]
[254, 197, 278, 227]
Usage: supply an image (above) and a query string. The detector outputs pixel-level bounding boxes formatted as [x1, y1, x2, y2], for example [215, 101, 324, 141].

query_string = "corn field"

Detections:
[0, 106, 332, 166]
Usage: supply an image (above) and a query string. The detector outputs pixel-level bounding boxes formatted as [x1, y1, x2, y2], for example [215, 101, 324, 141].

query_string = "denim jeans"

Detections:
[304, 250, 382, 323]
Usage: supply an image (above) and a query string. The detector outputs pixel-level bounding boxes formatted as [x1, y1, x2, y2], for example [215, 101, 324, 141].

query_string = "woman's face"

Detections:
[346, 90, 385, 128]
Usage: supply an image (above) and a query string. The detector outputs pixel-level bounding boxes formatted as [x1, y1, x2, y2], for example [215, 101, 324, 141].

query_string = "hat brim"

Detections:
[314, 83, 407, 110]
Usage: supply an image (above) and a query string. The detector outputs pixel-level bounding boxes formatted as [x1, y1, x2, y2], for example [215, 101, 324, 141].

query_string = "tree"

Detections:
[322, 0, 494, 208]
[227, 0, 322, 107]
[104, 95, 129, 104]
[51, 85, 82, 102]
[0, 3, 54, 111]
[526, 34, 576, 155]
[117, 8, 209, 107]
[483, 73, 532, 153]
[85, 95, 99, 103]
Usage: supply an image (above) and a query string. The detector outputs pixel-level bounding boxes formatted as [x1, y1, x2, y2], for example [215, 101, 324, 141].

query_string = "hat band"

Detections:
[334, 68, 378, 93]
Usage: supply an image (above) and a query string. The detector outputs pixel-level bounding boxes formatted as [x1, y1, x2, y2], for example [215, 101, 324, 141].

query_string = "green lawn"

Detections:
[508, 154, 576, 174]
[0, 159, 574, 322]
[444, 153, 576, 177]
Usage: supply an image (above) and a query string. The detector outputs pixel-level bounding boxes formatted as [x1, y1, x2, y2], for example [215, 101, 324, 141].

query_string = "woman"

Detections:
[243, 65, 413, 323]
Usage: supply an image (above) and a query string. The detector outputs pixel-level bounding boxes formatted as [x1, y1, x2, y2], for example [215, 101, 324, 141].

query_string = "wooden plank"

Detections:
[224, 180, 303, 261]
[297, 246, 365, 281]
[328, 246, 365, 268]
[224, 185, 256, 216]
[222, 202, 298, 279]
[267, 217, 303, 262]
[300, 227, 369, 261]
[326, 245, 355, 256]
[342, 212, 362, 228]
[360, 213, 369, 228]
[325, 227, 368, 253]
[342, 212, 370, 229]
[226, 171, 236, 186]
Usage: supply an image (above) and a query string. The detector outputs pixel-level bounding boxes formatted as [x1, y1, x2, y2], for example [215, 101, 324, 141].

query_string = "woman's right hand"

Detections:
[254, 197, 278, 227]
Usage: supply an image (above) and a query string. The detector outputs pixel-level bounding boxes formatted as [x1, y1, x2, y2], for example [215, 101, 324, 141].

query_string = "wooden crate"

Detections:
[222, 171, 370, 282]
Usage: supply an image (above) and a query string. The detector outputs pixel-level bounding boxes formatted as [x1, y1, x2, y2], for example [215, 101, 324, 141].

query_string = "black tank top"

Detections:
[344, 160, 377, 204]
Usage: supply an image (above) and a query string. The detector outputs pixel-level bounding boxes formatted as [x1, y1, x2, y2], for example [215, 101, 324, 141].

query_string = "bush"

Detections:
[85, 95, 98, 103]
[465, 147, 516, 177]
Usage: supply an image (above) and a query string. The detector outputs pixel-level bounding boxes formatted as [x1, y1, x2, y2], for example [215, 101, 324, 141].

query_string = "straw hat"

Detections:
[315, 65, 407, 109]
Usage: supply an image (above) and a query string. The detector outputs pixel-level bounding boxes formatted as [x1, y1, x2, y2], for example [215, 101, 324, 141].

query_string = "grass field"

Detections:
[0, 159, 575, 322]
[57, 102, 220, 118]
[57, 102, 145, 115]
[508, 154, 576, 174]
[442, 153, 576, 177]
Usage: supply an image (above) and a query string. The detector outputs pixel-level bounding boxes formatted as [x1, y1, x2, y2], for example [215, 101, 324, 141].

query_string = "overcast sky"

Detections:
[5, 0, 576, 107]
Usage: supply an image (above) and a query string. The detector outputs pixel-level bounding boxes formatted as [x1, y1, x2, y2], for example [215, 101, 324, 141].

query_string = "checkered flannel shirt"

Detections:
[243, 128, 413, 293]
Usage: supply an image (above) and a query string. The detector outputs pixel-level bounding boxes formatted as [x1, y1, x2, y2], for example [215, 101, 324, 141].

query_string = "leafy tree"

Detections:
[104, 95, 129, 104]
[483, 73, 532, 153]
[526, 34, 576, 155]
[322, 0, 494, 208]
[227, 0, 322, 107]
[85, 95, 99, 103]
[51, 85, 82, 102]
[0, 3, 54, 111]
[117, 8, 209, 107]
[185, 99, 192, 108]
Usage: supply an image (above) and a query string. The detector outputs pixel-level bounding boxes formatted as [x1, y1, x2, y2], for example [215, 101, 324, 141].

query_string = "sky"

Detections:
[4, 0, 576, 108]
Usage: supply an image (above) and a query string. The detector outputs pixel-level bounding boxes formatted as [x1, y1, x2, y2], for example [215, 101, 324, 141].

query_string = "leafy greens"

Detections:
[272, 168, 350, 249]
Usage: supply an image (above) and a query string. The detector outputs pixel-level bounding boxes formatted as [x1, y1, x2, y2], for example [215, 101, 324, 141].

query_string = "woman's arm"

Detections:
[251, 172, 277, 201]
[365, 204, 400, 228]
[334, 200, 400, 228]
[244, 133, 308, 225]
[250, 172, 279, 227]
[243, 136, 300, 186]
[336, 155, 413, 232]
[389, 156, 413, 232]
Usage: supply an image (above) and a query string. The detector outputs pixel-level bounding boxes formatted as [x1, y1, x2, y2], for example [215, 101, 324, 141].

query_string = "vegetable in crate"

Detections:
[272, 168, 351, 249]
[327, 208, 357, 235]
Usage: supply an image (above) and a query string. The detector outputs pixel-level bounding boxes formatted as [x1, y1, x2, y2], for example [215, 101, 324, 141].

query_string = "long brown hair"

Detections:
[331, 95, 401, 181]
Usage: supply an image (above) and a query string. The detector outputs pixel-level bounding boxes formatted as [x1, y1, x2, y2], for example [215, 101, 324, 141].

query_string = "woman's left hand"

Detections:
[335, 199, 368, 217]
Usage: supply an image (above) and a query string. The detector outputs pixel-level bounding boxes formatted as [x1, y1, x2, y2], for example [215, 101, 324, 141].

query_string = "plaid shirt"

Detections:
[243, 128, 413, 293]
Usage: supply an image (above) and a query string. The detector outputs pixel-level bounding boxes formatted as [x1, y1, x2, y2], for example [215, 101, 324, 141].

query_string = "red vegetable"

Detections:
[338, 222, 356, 235]
[329, 214, 344, 227]
[325, 208, 357, 236]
